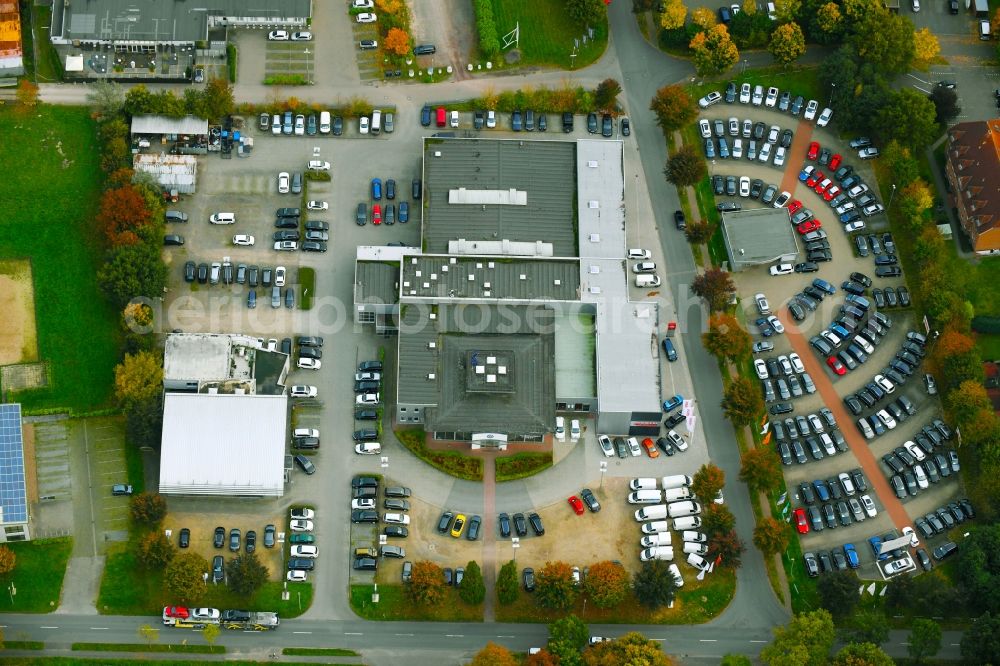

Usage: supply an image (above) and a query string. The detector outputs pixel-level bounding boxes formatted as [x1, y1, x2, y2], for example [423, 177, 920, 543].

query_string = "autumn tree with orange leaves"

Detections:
[385, 28, 411, 56]
[98, 185, 154, 247]
[582, 560, 629, 608]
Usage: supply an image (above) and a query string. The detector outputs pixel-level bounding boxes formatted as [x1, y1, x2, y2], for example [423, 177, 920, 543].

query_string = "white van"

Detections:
[554, 416, 565, 440]
[634, 504, 669, 522]
[641, 520, 670, 534]
[668, 563, 685, 587]
[629, 478, 658, 491]
[673, 515, 702, 531]
[271, 113, 281, 135]
[640, 532, 671, 547]
[663, 487, 692, 502]
[682, 541, 708, 555]
[667, 500, 701, 518]
[980, 19, 991, 40]
[359, 116, 370, 134]
[661, 475, 693, 490]
[371, 109, 382, 135]
[628, 489, 663, 505]
[636, 274, 661, 287]
[640, 546, 674, 562]
[681, 530, 707, 543]
[319, 111, 331, 134]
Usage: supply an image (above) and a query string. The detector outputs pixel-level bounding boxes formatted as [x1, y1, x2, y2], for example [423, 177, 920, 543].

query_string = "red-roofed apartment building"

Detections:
[946, 119, 1000, 254]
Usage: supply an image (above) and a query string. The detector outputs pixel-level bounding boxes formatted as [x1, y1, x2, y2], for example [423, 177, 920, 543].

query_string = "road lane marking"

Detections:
[750, 640, 767, 643]
[496, 635, 514, 638]
[292, 631, 312, 634]
[344, 632, 363, 635]
[41, 626, 59, 629]
[446, 634, 464, 637]
[699, 639, 717, 642]
[91, 627, 109, 630]
[396, 633, 414, 636]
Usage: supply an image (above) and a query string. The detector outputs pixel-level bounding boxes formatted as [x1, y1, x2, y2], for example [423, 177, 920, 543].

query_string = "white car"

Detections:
[835, 202, 856, 214]
[627, 248, 651, 260]
[902, 526, 920, 548]
[486, 110, 497, 128]
[913, 465, 929, 490]
[287, 570, 308, 582]
[307, 160, 330, 171]
[570, 419, 581, 439]
[274, 241, 298, 251]
[848, 183, 870, 199]
[877, 409, 897, 430]
[669, 563, 685, 587]
[293, 428, 319, 439]
[290, 31, 312, 41]
[355, 442, 381, 454]
[356, 12, 377, 23]
[699, 118, 711, 138]
[307, 200, 328, 211]
[294, 114, 305, 136]
[291, 545, 319, 558]
[268, 30, 289, 41]
[278, 172, 290, 193]
[732, 138, 743, 159]
[789, 353, 804, 373]
[903, 440, 926, 462]
[232, 234, 254, 246]
[290, 519, 313, 532]
[687, 553, 711, 571]
[804, 100, 819, 120]
[844, 220, 866, 233]
[290, 385, 318, 398]
[271, 267, 285, 287]
[191, 608, 220, 622]
[597, 434, 614, 457]
[754, 359, 768, 379]
[728, 117, 739, 136]
[666, 429, 688, 451]
[757, 142, 772, 163]
[384, 513, 410, 525]
[861, 494, 877, 518]
[765, 86, 779, 108]
[773, 145, 786, 167]
[290, 508, 315, 519]
[778, 355, 793, 375]
[359, 116, 370, 134]
[355, 371, 382, 382]
[774, 191, 791, 208]
[874, 374, 895, 394]
[209, 212, 235, 224]
[754, 293, 771, 315]
[767, 315, 784, 334]
[739, 83, 751, 104]
[352, 0, 374, 7]
[751, 85, 764, 106]
[883, 557, 914, 576]
[698, 91, 722, 108]
[912, 0, 920, 10]
[769, 263, 793, 276]
[298, 358, 321, 370]
[816, 107, 833, 127]
[627, 437, 642, 456]
[739, 176, 751, 197]
[356, 392, 380, 405]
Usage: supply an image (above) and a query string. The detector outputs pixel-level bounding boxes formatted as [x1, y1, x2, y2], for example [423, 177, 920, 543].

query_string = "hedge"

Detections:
[972, 316, 1000, 334]
[473, 0, 500, 57]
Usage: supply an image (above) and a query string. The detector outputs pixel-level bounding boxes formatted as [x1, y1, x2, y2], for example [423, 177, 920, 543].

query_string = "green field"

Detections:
[3, 537, 73, 612]
[489, 0, 607, 68]
[0, 106, 120, 414]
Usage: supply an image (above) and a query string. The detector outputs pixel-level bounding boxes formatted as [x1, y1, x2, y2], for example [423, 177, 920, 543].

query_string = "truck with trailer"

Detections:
[220, 610, 280, 631]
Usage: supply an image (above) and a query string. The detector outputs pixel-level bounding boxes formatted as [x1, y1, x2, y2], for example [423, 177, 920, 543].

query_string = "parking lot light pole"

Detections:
[511, 537, 520, 562]
[888, 183, 897, 210]
[600, 461, 608, 488]
[828, 83, 836, 108]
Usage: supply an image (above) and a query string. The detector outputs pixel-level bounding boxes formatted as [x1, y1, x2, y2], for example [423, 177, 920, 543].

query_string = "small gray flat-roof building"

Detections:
[720, 207, 799, 271]
[163, 333, 288, 394]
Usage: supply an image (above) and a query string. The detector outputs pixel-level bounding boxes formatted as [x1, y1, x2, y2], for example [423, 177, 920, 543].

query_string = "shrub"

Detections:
[495, 452, 552, 481]
[473, 0, 500, 56]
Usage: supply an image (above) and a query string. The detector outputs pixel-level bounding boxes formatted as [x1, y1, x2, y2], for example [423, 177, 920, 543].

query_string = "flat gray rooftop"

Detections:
[164, 333, 239, 382]
[398, 303, 556, 434]
[576, 139, 626, 260]
[721, 207, 799, 270]
[421, 138, 578, 257]
[51, 0, 311, 44]
[399, 255, 580, 301]
[356, 261, 400, 306]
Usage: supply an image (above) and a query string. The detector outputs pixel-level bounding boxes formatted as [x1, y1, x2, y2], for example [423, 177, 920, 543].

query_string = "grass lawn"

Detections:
[488, 0, 607, 68]
[976, 333, 1000, 361]
[0, 106, 120, 414]
[350, 584, 483, 621]
[98, 543, 313, 617]
[495, 451, 553, 481]
[2, 660, 354, 666]
[494, 567, 735, 624]
[2, 537, 72, 612]
[687, 66, 825, 109]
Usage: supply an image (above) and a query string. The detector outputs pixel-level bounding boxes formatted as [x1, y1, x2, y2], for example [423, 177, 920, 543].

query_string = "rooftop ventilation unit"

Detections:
[588, 201, 599, 209]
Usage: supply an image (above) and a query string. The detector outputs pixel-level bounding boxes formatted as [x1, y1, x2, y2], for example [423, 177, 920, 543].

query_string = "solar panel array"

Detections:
[0, 404, 27, 523]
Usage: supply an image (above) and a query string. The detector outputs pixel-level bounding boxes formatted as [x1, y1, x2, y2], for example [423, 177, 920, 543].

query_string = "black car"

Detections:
[351, 509, 378, 523]
[179, 528, 190, 548]
[794, 262, 818, 273]
[290, 559, 317, 572]
[229, 528, 241, 552]
[355, 408, 378, 421]
[183, 261, 196, 282]
[302, 241, 327, 252]
[528, 512, 544, 535]
[525, 109, 535, 131]
[581, 488, 601, 512]
[614, 437, 628, 458]
[933, 541, 958, 560]
[473, 110, 484, 130]
[664, 412, 685, 429]
[513, 512, 528, 537]
[523, 567, 536, 591]
[655, 436, 675, 455]
[352, 429, 378, 442]
[466, 515, 482, 541]
[197, 262, 209, 283]
[294, 454, 315, 475]
[212, 555, 224, 583]
[333, 116, 343, 135]
[498, 512, 511, 538]
[213, 526, 225, 548]
[164, 234, 185, 246]
[353, 557, 377, 571]
[437, 511, 454, 533]
[674, 210, 686, 230]
[245, 530, 256, 553]
[619, 117, 628, 136]
[384, 525, 408, 538]
[274, 230, 300, 241]
[562, 112, 574, 132]
[587, 112, 598, 134]
[275, 217, 298, 229]
[421, 106, 432, 126]
[725, 81, 737, 103]
[299, 347, 322, 359]
[713, 175, 725, 195]
[412, 179, 422, 200]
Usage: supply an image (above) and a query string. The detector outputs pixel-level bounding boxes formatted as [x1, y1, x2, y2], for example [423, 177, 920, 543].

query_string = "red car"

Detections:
[806, 170, 825, 188]
[823, 185, 842, 202]
[372, 204, 382, 225]
[807, 141, 820, 160]
[797, 219, 822, 234]
[829, 153, 842, 170]
[788, 199, 803, 214]
[641, 437, 659, 458]
[568, 496, 585, 515]
[163, 606, 190, 619]
[827, 356, 847, 375]
[794, 507, 809, 534]
[813, 178, 832, 194]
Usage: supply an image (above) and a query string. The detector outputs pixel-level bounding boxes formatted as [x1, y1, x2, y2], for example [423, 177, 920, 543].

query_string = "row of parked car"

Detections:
[419, 106, 629, 137]
[286, 508, 321, 578]
[699, 82, 833, 128]
[700, 117, 793, 167]
[878, 419, 958, 499]
[350, 478, 412, 571]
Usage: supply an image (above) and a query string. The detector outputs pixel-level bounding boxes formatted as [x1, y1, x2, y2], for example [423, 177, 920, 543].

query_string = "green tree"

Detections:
[721, 656, 752, 666]
[98, 241, 169, 308]
[721, 377, 764, 427]
[691, 463, 725, 504]
[226, 552, 269, 597]
[660, 0, 688, 29]
[773, 0, 802, 22]
[125, 394, 164, 450]
[817, 570, 859, 618]
[815, 2, 843, 35]
[633, 560, 678, 608]
[691, 267, 736, 312]
[164, 552, 209, 605]
[136, 531, 175, 569]
[761, 609, 836, 666]
[129, 492, 168, 526]
[115, 351, 163, 409]
[594, 78, 622, 113]
[664, 145, 707, 187]
[832, 642, 894, 666]
[908, 618, 942, 663]
[582, 631, 672, 665]
[690, 24, 740, 76]
[565, 0, 607, 27]
[956, 525, 1000, 614]
[549, 614, 589, 651]
[649, 85, 698, 133]
[685, 219, 716, 244]
[768, 22, 806, 64]
[535, 561, 577, 610]
[739, 446, 783, 493]
[496, 559, 519, 605]
[841, 609, 890, 647]
[701, 503, 736, 536]
[409, 561, 447, 605]
[202, 623, 220, 647]
[459, 560, 485, 605]
[88, 79, 126, 119]
[849, 6, 915, 75]
[702, 313, 751, 362]
[963, 612, 1000, 664]
[929, 86, 960, 124]
[875, 88, 939, 151]
[581, 560, 628, 608]
[138, 624, 159, 646]
[753, 517, 791, 555]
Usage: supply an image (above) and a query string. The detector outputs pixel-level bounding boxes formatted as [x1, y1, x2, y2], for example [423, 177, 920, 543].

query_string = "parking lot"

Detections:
[698, 87, 968, 579]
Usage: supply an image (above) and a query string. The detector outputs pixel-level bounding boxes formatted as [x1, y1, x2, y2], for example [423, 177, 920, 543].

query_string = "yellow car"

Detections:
[450, 514, 466, 538]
